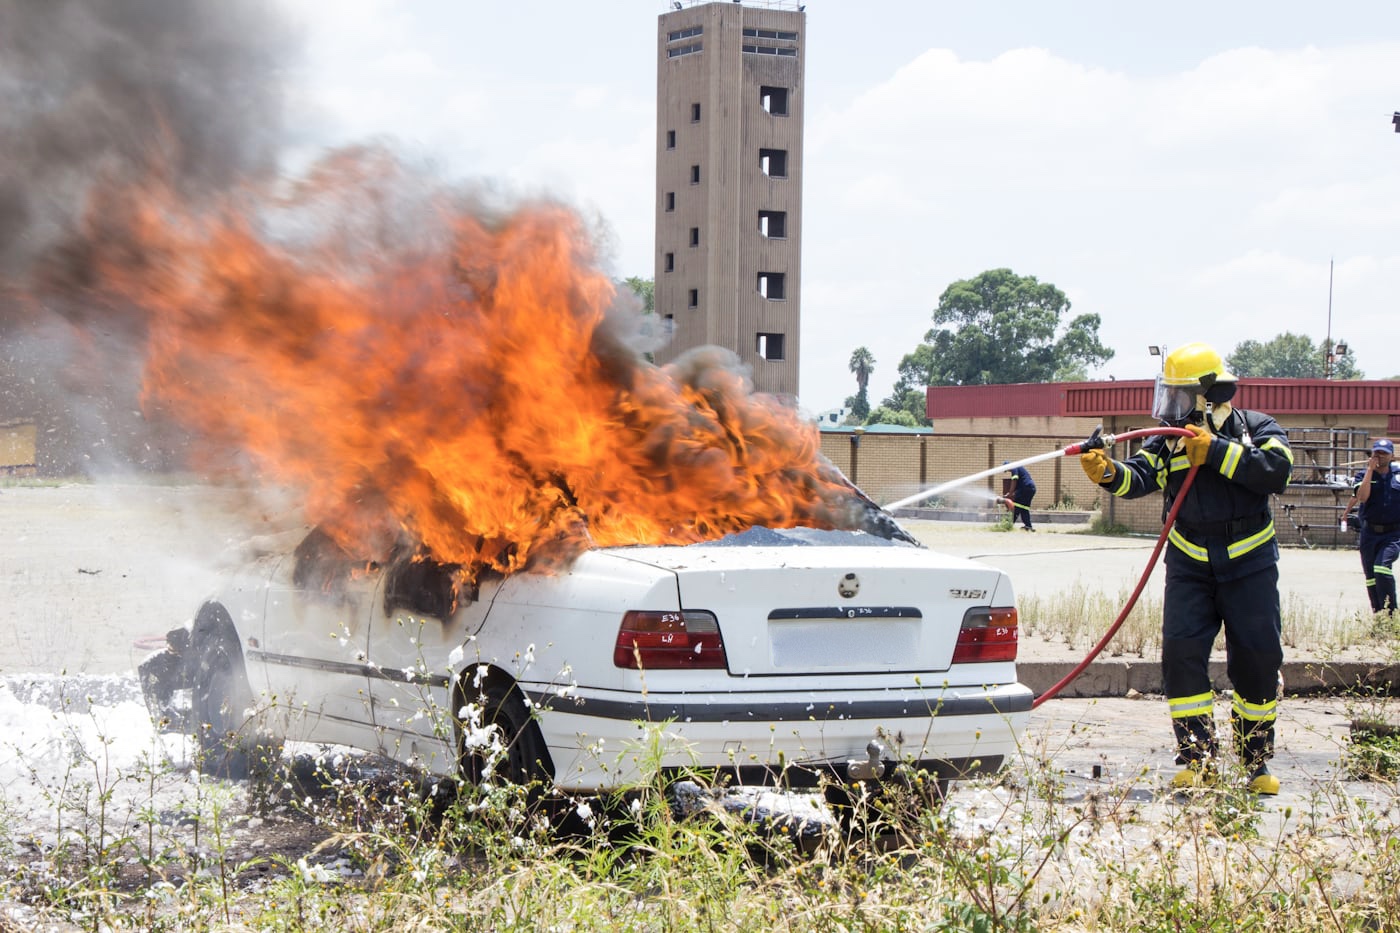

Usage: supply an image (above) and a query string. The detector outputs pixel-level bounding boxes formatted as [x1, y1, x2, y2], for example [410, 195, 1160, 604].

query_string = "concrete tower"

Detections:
[653, 1, 806, 401]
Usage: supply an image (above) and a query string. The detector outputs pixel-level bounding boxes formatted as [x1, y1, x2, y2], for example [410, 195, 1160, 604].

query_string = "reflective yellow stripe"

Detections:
[1226, 521, 1275, 559]
[1169, 454, 1190, 472]
[1168, 527, 1209, 561]
[1141, 449, 1164, 470]
[1109, 466, 1132, 496]
[1260, 436, 1293, 464]
[1219, 441, 1243, 479]
[1377, 566, 1395, 578]
[1170, 692, 1214, 718]
[1232, 695, 1277, 722]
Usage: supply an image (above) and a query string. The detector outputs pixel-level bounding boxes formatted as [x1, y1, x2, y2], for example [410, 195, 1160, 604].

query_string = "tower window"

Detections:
[690, 164, 700, 184]
[757, 272, 786, 300]
[664, 252, 674, 272]
[760, 86, 789, 116]
[756, 332, 786, 361]
[691, 102, 701, 122]
[759, 148, 788, 178]
[688, 288, 698, 308]
[689, 227, 700, 247]
[758, 210, 787, 238]
[665, 191, 675, 212]
[666, 129, 676, 149]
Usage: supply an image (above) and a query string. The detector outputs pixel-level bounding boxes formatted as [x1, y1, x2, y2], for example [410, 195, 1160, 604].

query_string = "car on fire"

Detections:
[141, 517, 1032, 802]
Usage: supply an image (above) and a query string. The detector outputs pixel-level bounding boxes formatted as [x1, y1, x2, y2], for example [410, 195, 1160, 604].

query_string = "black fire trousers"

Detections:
[1010, 488, 1035, 528]
[1358, 529, 1400, 614]
[1161, 555, 1282, 769]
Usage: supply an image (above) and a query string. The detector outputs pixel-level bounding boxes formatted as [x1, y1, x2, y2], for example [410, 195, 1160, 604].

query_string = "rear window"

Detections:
[691, 526, 916, 548]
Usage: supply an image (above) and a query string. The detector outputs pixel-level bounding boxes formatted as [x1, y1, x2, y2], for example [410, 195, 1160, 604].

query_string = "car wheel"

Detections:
[191, 603, 272, 780]
[456, 677, 552, 790]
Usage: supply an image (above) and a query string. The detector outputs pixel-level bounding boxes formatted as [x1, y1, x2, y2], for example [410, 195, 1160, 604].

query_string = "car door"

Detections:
[366, 554, 494, 772]
[258, 529, 378, 749]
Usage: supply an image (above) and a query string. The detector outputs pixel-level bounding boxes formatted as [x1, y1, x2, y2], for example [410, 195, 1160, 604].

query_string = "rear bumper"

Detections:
[526, 681, 1031, 793]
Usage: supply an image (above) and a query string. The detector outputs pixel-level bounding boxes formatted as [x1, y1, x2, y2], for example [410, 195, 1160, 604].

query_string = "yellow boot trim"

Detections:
[1170, 762, 1218, 789]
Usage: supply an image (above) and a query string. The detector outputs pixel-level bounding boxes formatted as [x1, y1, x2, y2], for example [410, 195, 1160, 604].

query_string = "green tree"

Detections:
[864, 405, 921, 428]
[622, 276, 654, 313]
[845, 346, 875, 420]
[1226, 332, 1363, 379]
[907, 268, 1114, 387]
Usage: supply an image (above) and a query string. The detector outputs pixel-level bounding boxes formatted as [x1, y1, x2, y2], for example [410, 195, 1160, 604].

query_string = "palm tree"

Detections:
[848, 347, 875, 419]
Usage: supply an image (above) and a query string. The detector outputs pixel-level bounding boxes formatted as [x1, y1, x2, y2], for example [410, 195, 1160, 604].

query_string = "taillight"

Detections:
[951, 606, 1018, 663]
[614, 610, 727, 670]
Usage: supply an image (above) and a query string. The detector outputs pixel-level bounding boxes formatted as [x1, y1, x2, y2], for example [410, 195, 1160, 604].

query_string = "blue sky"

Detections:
[277, 0, 1400, 415]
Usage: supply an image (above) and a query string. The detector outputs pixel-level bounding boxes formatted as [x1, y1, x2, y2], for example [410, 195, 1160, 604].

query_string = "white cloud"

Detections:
[800, 39, 1400, 406]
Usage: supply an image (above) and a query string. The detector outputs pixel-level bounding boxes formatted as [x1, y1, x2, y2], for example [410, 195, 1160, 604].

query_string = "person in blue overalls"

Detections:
[1354, 437, 1400, 616]
[1004, 461, 1036, 530]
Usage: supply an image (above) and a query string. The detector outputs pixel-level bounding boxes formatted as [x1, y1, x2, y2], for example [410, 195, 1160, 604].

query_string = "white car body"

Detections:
[187, 524, 1032, 793]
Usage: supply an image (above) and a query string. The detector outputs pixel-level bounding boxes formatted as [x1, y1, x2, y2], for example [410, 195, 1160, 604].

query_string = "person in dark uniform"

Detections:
[1078, 342, 1292, 794]
[1003, 462, 1037, 530]
[1354, 437, 1400, 616]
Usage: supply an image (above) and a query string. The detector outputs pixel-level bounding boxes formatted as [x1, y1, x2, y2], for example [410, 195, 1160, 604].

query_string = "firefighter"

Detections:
[1003, 460, 1037, 530]
[1079, 342, 1293, 793]
[1354, 437, 1400, 615]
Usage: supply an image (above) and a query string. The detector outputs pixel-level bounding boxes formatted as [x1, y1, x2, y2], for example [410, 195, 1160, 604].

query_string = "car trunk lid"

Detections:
[609, 541, 1009, 677]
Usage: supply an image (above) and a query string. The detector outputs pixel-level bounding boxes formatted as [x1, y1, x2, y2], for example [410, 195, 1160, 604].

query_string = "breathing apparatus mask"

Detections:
[1151, 375, 1238, 425]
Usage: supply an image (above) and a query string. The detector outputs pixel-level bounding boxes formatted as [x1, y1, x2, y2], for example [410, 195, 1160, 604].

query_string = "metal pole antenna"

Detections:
[1324, 257, 1334, 379]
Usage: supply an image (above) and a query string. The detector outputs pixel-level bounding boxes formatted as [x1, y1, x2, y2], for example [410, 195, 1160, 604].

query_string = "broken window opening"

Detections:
[760, 85, 789, 116]
[758, 210, 787, 239]
[759, 148, 788, 178]
[757, 271, 786, 300]
[756, 332, 786, 361]
[664, 252, 675, 272]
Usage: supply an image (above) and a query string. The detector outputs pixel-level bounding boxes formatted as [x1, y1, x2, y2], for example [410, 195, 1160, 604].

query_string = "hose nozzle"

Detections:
[1063, 425, 1111, 456]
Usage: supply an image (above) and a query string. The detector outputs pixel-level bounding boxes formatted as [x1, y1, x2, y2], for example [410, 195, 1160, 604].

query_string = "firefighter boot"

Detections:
[1233, 707, 1279, 794]
[1169, 712, 1219, 789]
[1170, 760, 1219, 790]
[1247, 764, 1280, 796]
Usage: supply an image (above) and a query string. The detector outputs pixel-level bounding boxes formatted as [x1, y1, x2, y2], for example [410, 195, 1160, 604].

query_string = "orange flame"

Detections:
[67, 148, 865, 575]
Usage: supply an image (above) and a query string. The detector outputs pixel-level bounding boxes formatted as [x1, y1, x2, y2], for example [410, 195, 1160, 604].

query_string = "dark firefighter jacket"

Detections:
[1097, 408, 1293, 581]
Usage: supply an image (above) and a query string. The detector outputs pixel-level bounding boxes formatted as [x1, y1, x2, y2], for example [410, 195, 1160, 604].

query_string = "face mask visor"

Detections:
[1151, 374, 1198, 424]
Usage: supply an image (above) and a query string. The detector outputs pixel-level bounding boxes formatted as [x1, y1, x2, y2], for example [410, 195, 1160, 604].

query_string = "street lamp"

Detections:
[1148, 345, 1166, 372]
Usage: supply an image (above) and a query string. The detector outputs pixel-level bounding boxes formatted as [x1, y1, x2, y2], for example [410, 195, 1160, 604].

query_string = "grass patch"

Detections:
[6, 714, 1400, 932]
[1021, 587, 1391, 659]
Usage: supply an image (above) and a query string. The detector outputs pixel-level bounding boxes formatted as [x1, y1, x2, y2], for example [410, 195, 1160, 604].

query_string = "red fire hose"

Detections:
[1029, 426, 1199, 708]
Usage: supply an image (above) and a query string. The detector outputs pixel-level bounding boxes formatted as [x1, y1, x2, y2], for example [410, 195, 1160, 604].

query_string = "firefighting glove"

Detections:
[1080, 449, 1116, 485]
[1182, 423, 1213, 468]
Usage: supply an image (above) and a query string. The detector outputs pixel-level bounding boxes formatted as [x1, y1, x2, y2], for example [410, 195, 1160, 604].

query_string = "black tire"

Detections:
[191, 604, 272, 780]
[456, 677, 552, 790]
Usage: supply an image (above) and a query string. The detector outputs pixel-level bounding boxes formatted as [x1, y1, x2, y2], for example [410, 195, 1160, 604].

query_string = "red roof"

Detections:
[928, 379, 1400, 425]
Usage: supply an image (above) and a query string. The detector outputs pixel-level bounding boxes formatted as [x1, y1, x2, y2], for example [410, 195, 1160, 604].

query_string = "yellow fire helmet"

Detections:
[1153, 342, 1238, 424]
[1162, 342, 1236, 387]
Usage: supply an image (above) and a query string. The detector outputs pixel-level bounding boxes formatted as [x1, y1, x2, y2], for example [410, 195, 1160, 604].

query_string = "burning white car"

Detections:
[142, 519, 1031, 800]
